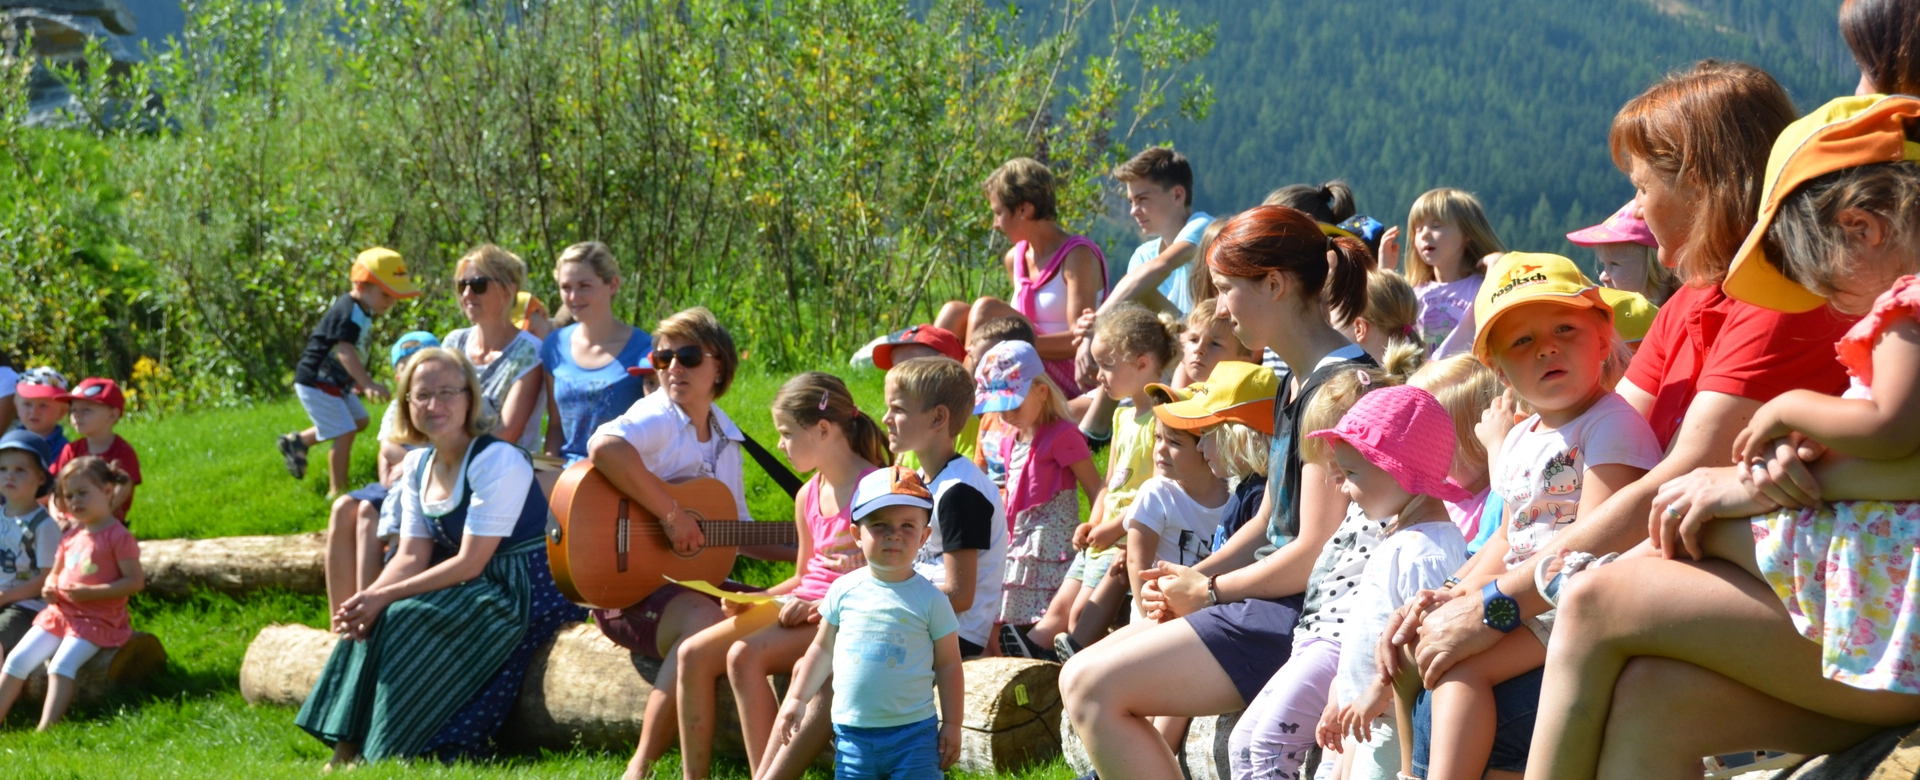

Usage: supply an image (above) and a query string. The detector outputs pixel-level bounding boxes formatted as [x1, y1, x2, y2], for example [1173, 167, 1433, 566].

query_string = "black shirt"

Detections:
[294, 293, 371, 391]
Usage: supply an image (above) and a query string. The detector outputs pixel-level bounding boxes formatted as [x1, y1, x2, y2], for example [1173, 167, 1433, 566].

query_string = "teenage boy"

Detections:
[277, 247, 420, 497]
[882, 356, 1004, 659]
[13, 368, 69, 454]
[53, 378, 141, 520]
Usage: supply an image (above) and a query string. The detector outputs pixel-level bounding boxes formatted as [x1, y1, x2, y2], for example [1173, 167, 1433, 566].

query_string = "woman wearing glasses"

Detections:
[442, 244, 547, 453]
[586, 306, 783, 780]
[539, 242, 655, 466]
[297, 347, 583, 766]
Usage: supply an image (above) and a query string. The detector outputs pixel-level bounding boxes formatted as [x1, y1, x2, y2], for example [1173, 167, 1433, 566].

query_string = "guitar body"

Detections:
[548, 463, 741, 609]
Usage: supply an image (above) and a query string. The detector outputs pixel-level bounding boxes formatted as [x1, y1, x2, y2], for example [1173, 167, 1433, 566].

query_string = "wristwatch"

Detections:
[1204, 574, 1221, 608]
[1481, 579, 1522, 633]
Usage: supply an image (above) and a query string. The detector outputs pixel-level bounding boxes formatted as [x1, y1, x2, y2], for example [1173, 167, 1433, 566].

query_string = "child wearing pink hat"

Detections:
[1566, 200, 1676, 305]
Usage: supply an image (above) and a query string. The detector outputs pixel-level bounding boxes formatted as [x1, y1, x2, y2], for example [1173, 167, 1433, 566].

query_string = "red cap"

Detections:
[63, 377, 126, 413]
[874, 325, 965, 369]
[15, 367, 69, 400]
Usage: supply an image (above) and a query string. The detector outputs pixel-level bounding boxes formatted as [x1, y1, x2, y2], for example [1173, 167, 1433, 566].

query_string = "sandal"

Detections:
[1535, 550, 1619, 609]
[278, 433, 309, 480]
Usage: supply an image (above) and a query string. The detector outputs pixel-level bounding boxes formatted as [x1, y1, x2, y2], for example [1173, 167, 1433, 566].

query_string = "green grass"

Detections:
[0, 363, 1079, 778]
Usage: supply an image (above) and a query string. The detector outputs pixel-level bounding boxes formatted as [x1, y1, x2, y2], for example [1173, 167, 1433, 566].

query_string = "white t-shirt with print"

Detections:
[1125, 476, 1224, 568]
[1334, 520, 1467, 705]
[1496, 392, 1663, 569]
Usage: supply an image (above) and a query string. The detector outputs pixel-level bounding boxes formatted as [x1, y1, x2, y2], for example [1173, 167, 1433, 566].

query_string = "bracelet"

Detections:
[1205, 574, 1221, 607]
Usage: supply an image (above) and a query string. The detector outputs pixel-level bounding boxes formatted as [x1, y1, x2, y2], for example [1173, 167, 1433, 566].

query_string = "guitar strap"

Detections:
[739, 430, 803, 499]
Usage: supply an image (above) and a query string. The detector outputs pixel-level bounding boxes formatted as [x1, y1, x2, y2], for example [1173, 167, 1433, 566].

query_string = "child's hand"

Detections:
[1315, 696, 1346, 752]
[1477, 389, 1520, 458]
[720, 597, 760, 618]
[777, 598, 820, 628]
[773, 697, 805, 745]
[41, 579, 60, 603]
[1344, 678, 1393, 744]
[1733, 401, 1793, 464]
[939, 719, 962, 769]
[1377, 226, 1401, 271]
[1072, 522, 1092, 551]
[1088, 518, 1126, 550]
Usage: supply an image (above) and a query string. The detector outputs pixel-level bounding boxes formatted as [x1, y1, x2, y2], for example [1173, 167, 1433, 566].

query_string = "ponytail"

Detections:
[771, 372, 893, 468]
[1262, 180, 1357, 225]
[1326, 235, 1372, 326]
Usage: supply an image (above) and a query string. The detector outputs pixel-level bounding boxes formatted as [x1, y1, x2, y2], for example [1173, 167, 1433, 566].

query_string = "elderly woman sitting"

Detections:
[296, 347, 582, 766]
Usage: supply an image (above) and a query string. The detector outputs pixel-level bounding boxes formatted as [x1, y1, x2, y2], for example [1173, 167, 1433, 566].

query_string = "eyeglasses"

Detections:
[456, 276, 495, 295]
[407, 387, 469, 406]
[650, 346, 717, 371]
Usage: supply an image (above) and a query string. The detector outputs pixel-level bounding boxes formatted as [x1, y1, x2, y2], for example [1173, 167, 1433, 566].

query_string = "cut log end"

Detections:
[20, 630, 165, 703]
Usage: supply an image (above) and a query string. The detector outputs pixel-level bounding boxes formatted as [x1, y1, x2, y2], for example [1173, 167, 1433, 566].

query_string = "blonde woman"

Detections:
[444, 244, 546, 452]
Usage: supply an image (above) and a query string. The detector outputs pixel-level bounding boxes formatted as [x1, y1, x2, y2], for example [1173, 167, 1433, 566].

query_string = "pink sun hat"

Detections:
[1306, 385, 1470, 502]
[1566, 200, 1658, 248]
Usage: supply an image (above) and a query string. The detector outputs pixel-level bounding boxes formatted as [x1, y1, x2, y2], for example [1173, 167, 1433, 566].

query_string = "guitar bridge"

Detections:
[616, 499, 630, 573]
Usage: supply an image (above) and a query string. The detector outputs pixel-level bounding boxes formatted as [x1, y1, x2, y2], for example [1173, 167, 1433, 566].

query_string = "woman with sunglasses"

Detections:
[442, 245, 546, 453]
[585, 307, 787, 780]
[296, 347, 583, 766]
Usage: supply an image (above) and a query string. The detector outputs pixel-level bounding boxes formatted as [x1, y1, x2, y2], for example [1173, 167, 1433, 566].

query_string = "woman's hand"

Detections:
[1141, 561, 1209, 619]
[1739, 435, 1827, 510]
[662, 509, 706, 557]
[335, 587, 398, 641]
[778, 598, 821, 628]
[1649, 466, 1775, 560]
[1732, 400, 1793, 464]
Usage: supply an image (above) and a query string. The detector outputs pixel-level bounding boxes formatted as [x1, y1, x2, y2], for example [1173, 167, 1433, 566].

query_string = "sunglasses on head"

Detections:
[456, 276, 495, 295]
[651, 345, 716, 371]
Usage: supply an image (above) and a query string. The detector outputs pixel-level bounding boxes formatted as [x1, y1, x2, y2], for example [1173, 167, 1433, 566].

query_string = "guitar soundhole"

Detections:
[672, 508, 707, 560]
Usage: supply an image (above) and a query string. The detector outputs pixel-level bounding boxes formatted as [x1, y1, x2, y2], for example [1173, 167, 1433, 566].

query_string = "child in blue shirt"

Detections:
[776, 467, 964, 780]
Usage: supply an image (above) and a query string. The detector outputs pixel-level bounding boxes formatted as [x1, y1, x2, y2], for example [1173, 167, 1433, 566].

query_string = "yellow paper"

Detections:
[664, 577, 779, 604]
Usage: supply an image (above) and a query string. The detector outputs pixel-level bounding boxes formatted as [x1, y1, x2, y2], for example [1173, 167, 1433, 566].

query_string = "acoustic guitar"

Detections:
[547, 460, 797, 609]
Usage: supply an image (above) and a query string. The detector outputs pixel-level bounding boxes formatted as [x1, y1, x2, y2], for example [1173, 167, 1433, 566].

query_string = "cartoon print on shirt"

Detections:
[1542, 447, 1581, 496]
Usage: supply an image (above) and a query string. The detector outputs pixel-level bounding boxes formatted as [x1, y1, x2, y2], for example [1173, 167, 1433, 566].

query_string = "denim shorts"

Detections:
[833, 716, 941, 780]
[1411, 665, 1544, 776]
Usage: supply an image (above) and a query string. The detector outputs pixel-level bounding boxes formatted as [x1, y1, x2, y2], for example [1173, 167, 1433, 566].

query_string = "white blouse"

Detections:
[397, 439, 535, 539]
[591, 390, 754, 523]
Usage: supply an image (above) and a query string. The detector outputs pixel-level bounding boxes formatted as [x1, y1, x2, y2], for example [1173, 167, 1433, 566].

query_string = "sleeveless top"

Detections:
[792, 469, 874, 602]
[1013, 235, 1107, 336]
[412, 435, 548, 560]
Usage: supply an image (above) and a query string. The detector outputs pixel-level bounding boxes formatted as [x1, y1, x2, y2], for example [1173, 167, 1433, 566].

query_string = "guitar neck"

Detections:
[696, 521, 798, 547]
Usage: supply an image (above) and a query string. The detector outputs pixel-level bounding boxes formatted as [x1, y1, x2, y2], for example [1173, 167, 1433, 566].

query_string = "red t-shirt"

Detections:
[54, 435, 143, 517]
[34, 520, 139, 648]
[1625, 283, 1857, 449]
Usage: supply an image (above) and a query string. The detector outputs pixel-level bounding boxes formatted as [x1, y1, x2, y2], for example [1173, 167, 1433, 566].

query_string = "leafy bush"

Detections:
[0, 0, 1212, 409]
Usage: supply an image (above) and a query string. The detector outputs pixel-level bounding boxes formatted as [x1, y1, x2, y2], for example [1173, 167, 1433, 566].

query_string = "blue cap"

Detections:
[390, 331, 441, 368]
[1336, 215, 1387, 245]
[0, 430, 54, 497]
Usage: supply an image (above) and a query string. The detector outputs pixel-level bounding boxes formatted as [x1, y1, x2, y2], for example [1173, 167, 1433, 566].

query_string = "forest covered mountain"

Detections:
[1089, 0, 1857, 261]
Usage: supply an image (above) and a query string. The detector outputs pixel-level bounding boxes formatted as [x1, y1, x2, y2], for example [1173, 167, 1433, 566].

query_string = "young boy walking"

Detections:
[776, 467, 965, 780]
[278, 247, 419, 497]
[883, 356, 1005, 658]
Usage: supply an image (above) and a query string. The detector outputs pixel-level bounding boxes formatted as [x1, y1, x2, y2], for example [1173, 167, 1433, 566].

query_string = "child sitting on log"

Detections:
[0, 456, 144, 730]
[0, 431, 59, 660]
[323, 331, 439, 614]
[778, 467, 965, 780]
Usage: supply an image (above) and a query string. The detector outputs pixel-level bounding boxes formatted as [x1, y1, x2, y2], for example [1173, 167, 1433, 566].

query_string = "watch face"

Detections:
[1486, 596, 1521, 629]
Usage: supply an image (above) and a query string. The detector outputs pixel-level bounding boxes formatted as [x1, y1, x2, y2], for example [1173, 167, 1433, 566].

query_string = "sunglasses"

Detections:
[456, 276, 495, 295]
[650, 346, 717, 371]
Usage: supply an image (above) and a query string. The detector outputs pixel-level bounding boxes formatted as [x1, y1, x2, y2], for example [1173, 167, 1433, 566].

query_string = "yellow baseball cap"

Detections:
[1145, 360, 1280, 434]
[1472, 252, 1611, 361]
[1597, 287, 1658, 343]
[350, 247, 421, 299]
[1724, 94, 1920, 313]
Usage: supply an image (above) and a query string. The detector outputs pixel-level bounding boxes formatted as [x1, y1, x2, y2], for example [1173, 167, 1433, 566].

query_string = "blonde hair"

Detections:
[1408, 355, 1501, 474]
[1402, 188, 1507, 286]
[886, 357, 976, 437]
[1484, 306, 1633, 392]
[1185, 299, 1254, 358]
[390, 347, 495, 446]
[1352, 269, 1420, 344]
[554, 241, 621, 285]
[456, 244, 529, 296]
[655, 307, 740, 398]
[1025, 374, 1073, 425]
[1093, 303, 1181, 369]
[1301, 341, 1424, 464]
[1202, 421, 1270, 480]
[983, 158, 1057, 221]
[773, 372, 891, 467]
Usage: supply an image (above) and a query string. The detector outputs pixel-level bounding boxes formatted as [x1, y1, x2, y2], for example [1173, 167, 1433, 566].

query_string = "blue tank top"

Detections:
[539, 323, 654, 463]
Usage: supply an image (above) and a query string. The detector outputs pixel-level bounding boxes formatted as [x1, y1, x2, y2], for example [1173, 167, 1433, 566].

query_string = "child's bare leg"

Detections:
[756, 687, 833, 780]
[0, 674, 23, 725]
[1393, 648, 1421, 777]
[1068, 564, 1131, 647]
[1028, 578, 1080, 647]
[323, 495, 364, 613]
[298, 427, 320, 447]
[326, 429, 357, 497]
[1425, 630, 1546, 780]
[676, 605, 777, 780]
[354, 500, 383, 590]
[625, 594, 726, 780]
[38, 673, 75, 730]
[726, 622, 816, 776]
[1066, 579, 1096, 632]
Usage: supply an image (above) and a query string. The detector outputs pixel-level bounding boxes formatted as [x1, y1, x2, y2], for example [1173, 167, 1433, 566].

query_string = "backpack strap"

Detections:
[738, 430, 803, 499]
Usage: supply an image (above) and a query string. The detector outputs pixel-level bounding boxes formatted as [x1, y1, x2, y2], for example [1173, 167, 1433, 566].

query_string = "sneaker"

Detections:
[1054, 633, 1084, 661]
[998, 624, 1058, 662]
[278, 433, 309, 480]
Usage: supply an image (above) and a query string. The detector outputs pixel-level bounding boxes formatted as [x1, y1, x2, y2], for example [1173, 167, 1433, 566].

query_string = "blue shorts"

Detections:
[1411, 665, 1544, 776]
[833, 716, 941, 780]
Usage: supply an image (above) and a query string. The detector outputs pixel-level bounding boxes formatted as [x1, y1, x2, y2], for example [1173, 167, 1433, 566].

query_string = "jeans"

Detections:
[1411, 666, 1544, 776]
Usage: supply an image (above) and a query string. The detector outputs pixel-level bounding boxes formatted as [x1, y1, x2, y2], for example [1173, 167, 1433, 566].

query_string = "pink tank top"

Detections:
[792, 470, 872, 602]
[1013, 235, 1108, 336]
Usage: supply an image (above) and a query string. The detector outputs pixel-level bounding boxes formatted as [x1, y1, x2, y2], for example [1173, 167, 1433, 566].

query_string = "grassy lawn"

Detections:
[0, 363, 1080, 779]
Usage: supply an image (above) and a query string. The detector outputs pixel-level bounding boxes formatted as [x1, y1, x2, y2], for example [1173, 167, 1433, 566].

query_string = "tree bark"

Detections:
[20, 631, 165, 703]
[141, 533, 326, 596]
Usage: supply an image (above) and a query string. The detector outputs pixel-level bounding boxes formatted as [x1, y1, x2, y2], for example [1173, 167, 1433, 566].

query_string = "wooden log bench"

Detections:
[241, 622, 1064, 772]
[141, 533, 327, 596]
[18, 631, 166, 703]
